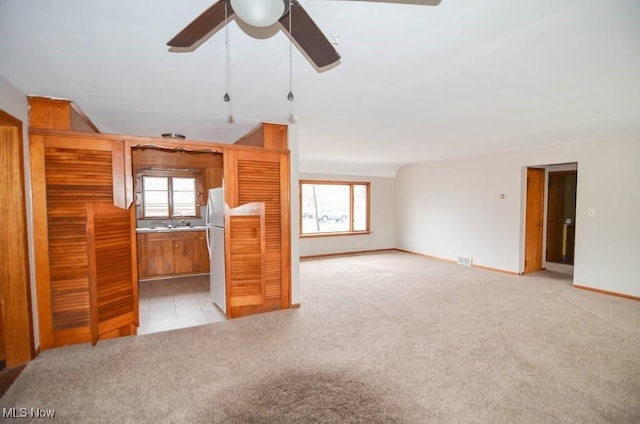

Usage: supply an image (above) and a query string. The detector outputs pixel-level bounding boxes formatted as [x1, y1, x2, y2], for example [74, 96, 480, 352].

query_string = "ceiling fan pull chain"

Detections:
[287, 0, 294, 102]
[223, 1, 231, 102]
[287, 0, 298, 123]
[224, 1, 233, 123]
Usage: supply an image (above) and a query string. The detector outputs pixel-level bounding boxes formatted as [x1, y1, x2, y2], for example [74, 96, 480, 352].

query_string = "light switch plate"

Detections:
[588, 208, 596, 217]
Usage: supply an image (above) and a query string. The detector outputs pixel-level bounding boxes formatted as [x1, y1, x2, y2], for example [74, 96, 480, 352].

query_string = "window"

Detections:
[300, 181, 370, 236]
[142, 174, 198, 218]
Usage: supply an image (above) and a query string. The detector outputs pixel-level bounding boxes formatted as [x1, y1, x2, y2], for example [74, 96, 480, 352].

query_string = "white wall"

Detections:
[288, 124, 300, 305]
[298, 173, 396, 257]
[396, 136, 640, 297]
[0, 74, 39, 347]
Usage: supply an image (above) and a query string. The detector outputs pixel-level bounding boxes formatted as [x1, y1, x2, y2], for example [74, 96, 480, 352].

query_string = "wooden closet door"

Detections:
[225, 149, 291, 317]
[30, 134, 132, 348]
[87, 203, 138, 345]
[226, 203, 266, 317]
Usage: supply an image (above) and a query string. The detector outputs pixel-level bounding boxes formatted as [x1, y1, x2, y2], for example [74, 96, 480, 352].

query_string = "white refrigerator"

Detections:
[206, 187, 226, 314]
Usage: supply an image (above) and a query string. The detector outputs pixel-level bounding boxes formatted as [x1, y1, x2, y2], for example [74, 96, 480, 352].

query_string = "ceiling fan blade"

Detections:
[167, 1, 232, 48]
[279, 0, 341, 69]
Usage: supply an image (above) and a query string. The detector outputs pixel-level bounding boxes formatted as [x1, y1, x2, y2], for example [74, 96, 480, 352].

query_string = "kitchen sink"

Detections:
[137, 225, 207, 233]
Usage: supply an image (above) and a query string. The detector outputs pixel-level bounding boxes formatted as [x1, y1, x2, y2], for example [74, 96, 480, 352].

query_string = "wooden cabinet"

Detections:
[137, 231, 209, 279]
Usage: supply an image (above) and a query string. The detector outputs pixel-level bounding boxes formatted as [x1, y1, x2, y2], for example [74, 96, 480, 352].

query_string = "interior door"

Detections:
[0, 111, 34, 367]
[225, 149, 291, 315]
[225, 203, 266, 318]
[524, 167, 545, 273]
[30, 134, 127, 348]
[86, 202, 138, 345]
[546, 173, 565, 262]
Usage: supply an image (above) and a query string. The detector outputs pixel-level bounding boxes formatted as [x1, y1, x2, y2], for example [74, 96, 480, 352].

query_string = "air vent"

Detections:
[457, 256, 473, 267]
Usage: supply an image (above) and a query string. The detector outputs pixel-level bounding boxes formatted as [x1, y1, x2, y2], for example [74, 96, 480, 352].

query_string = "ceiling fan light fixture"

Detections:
[230, 0, 289, 27]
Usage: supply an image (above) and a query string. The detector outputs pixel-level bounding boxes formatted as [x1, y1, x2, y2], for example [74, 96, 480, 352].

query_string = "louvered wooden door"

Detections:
[225, 149, 290, 318]
[87, 203, 137, 345]
[30, 134, 135, 348]
[226, 203, 266, 316]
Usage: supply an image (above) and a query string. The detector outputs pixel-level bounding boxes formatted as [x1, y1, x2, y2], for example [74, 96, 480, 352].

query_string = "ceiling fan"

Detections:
[167, 0, 442, 69]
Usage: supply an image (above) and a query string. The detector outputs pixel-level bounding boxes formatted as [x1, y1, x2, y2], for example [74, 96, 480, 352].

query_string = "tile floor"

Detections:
[138, 274, 226, 335]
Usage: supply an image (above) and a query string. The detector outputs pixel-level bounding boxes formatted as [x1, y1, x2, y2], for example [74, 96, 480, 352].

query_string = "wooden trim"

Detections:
[393, 248, 456, 263]
[280, 153, 292, 308]
[299, 179, 371, 185]
[85, 204, 99, 346]
[42, 135, 114, 151]
[299, 180, 371, 236]
[124, 140, 135, 207]
[137, 272, 209, 282]
[30, 128, 288, 154]
[394, 249, 519, 275]
[29, 134, 54, 349]
[573, 284, 640, 302]
[471, 264, 520, 276]
[137, 170, 202, 219]
[130, 206, 139, 329]
[111, 140, 126, 209]
[300, 231, 372, 239]
[290, 303, 301, 308]
[0, 109, 35, 366]
[300, 248, 395, 260]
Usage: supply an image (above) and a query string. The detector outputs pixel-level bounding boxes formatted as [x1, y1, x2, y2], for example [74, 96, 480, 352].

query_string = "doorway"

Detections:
[131, 147, 225, 334]
[0, 109, 34, 367]
[546, 171, 577, 265]
[523, 163, 578, 276]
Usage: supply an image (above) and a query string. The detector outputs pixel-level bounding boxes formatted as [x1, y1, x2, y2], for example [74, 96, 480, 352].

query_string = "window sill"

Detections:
[300, 231, 372, 239]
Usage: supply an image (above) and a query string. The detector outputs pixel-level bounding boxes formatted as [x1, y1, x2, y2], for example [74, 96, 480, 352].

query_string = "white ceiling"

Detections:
[1, 0, 639, 175]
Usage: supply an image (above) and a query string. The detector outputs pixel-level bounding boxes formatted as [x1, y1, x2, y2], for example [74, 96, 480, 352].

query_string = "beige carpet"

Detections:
[1, 251, 639, 423]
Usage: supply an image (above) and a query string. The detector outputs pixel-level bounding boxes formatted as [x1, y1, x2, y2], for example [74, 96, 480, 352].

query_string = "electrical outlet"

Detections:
[451, 244, 456, 252]
[588, 208, 596, 217]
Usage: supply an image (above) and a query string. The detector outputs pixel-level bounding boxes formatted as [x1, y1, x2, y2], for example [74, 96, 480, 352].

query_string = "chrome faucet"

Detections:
[171, 212, 185, 227]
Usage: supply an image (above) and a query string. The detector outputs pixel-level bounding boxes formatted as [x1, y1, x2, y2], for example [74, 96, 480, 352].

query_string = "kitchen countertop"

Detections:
[136, 226, 207, 233]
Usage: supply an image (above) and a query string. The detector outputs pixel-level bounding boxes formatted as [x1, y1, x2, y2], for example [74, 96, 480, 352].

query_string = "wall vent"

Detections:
[457, 256, 473, 267]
